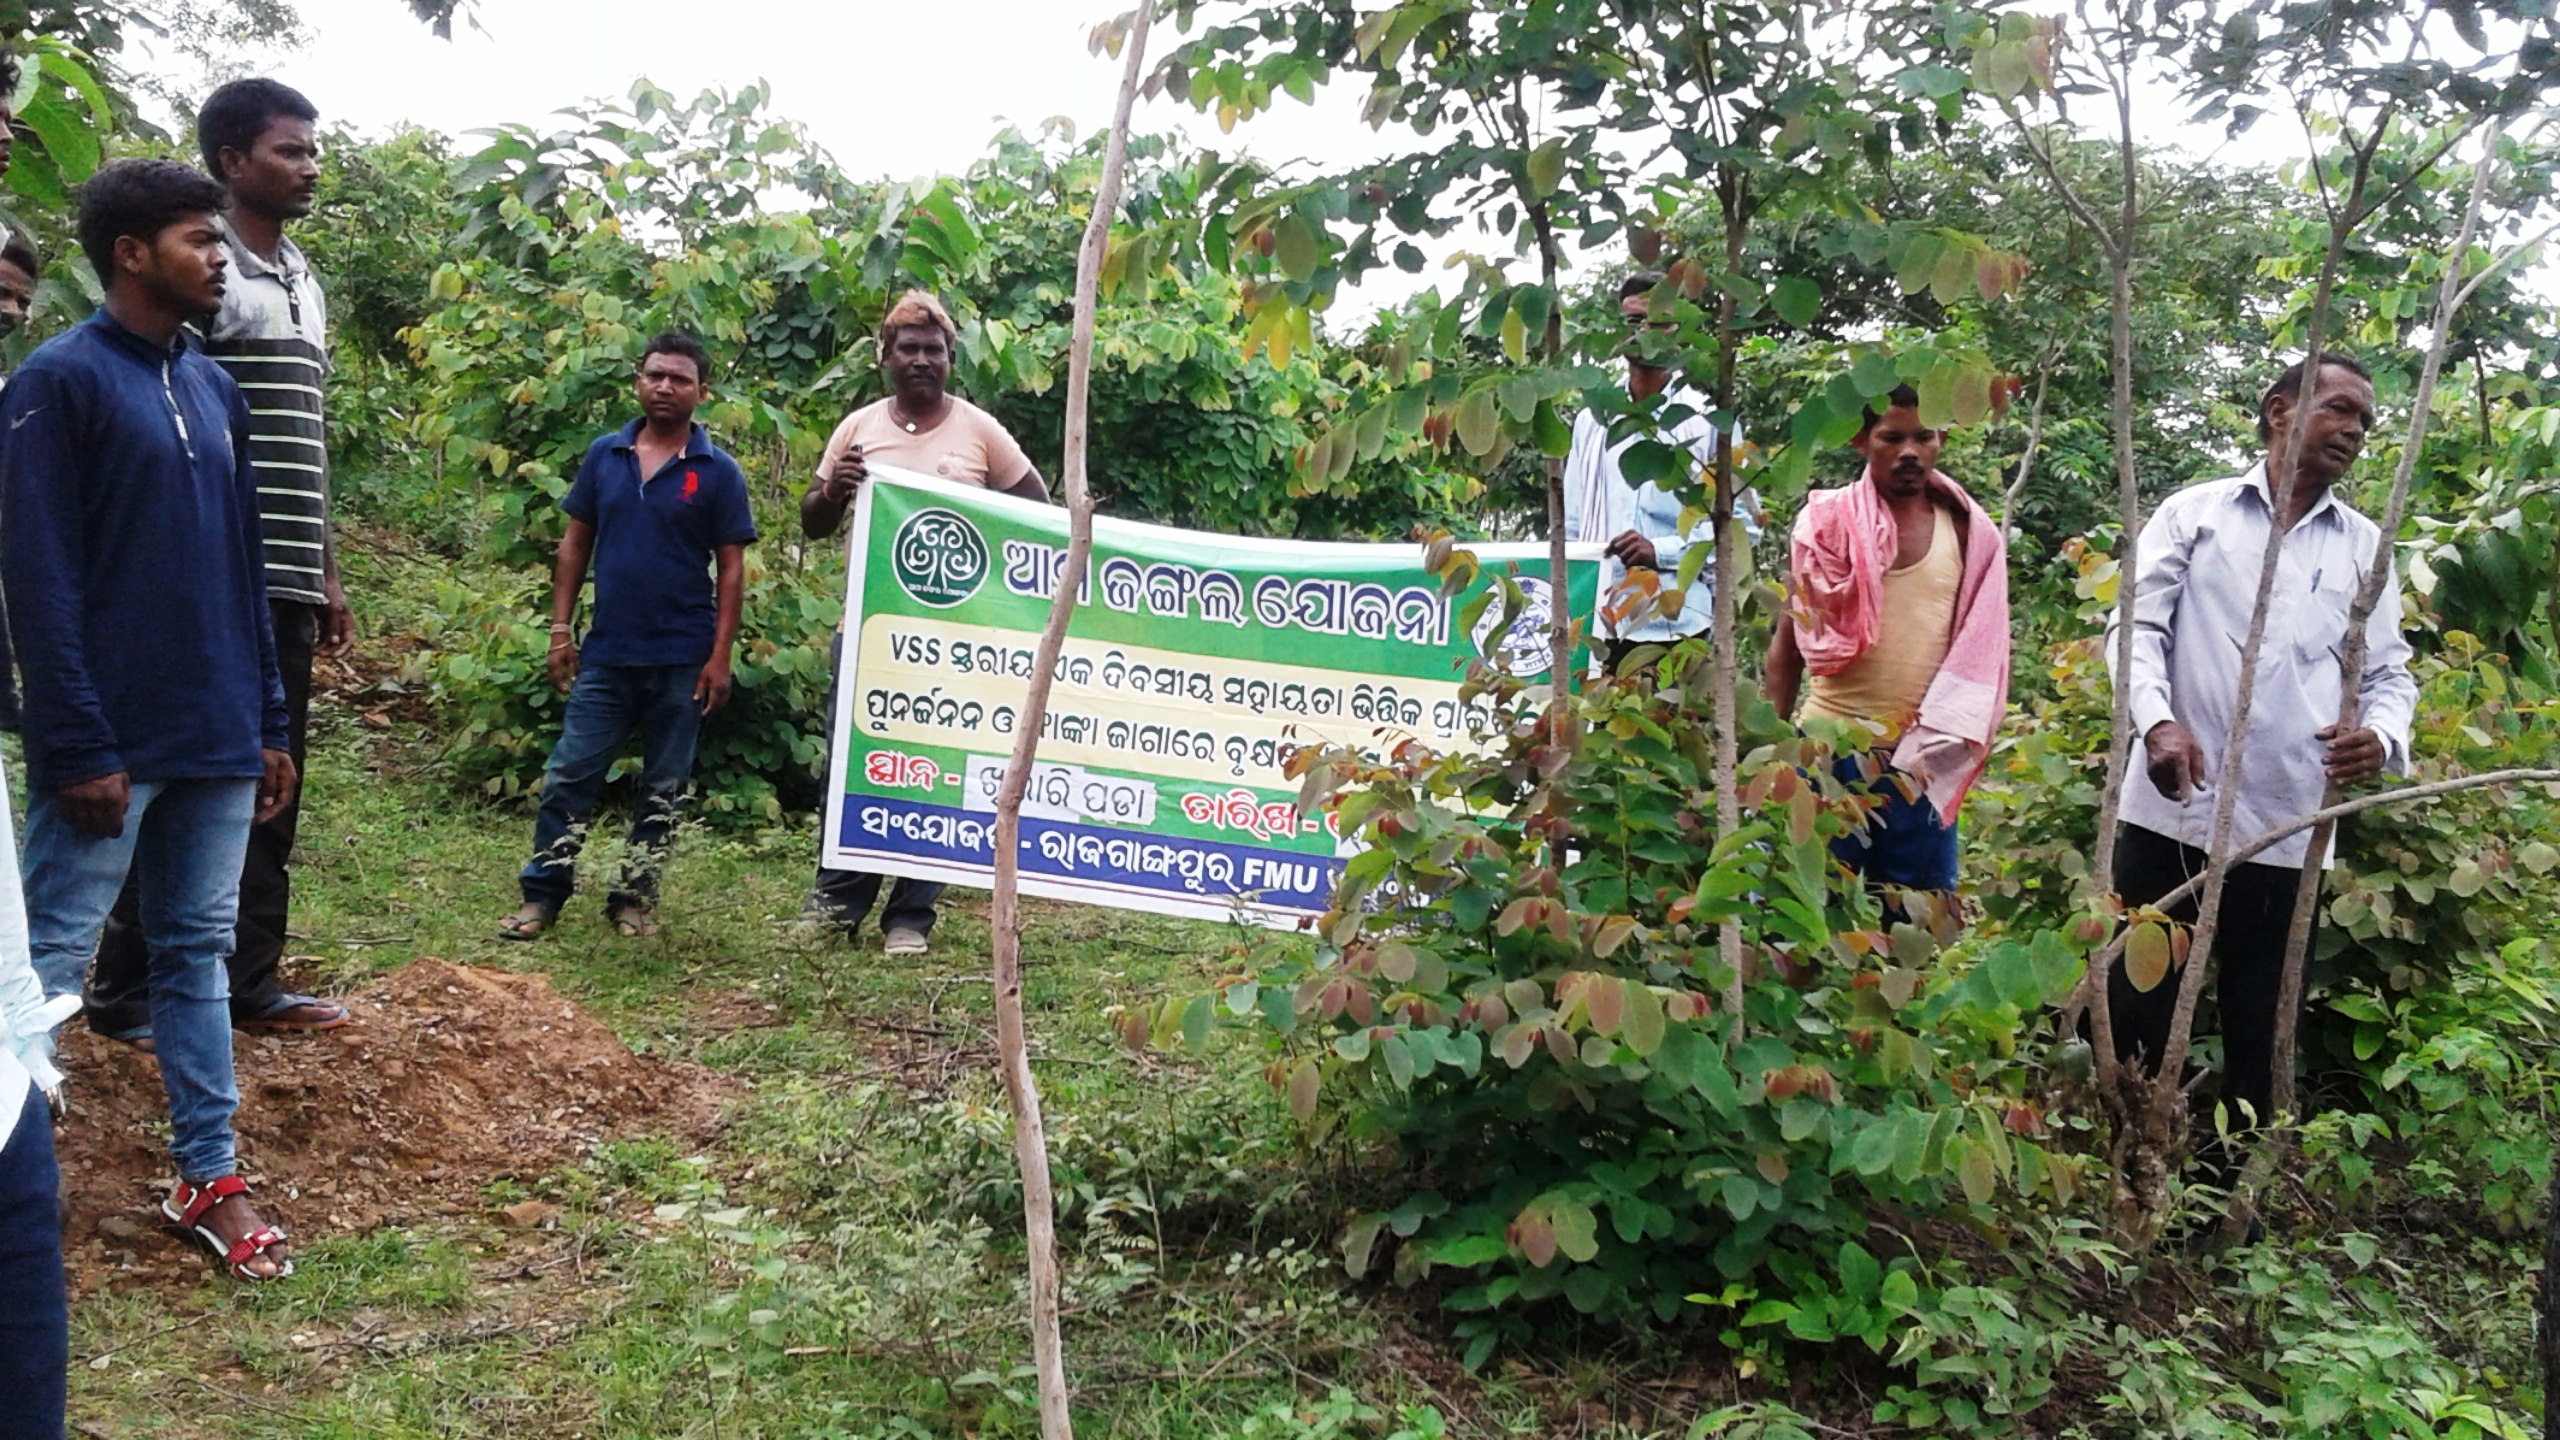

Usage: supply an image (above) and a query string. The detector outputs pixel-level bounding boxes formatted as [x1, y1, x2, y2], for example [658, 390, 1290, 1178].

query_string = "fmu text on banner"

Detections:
[821, 469, 1603, 927]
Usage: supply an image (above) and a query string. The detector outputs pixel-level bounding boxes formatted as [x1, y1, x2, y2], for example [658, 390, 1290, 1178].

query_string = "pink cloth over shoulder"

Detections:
[1788, 472, 2011, 817]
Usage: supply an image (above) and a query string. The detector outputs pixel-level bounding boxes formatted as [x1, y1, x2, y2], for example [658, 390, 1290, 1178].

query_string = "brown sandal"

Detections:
[496, 907, 555, 941]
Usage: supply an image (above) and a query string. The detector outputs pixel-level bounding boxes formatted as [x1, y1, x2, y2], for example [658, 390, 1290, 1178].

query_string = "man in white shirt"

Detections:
[1563, 271, 1754, 674]
[2104, 351, 2415, 1138]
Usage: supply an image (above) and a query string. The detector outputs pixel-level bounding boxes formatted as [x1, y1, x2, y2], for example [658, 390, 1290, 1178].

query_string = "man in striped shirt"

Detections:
[86, 79, 351, 1044]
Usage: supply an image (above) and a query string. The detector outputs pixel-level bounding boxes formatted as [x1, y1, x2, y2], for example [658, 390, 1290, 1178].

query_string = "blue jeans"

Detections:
[0, 1084, 66, 1439]
[521, 662, 703, 913]
[23, 776, 256, 1183]
[1828, 753, 1959, 893]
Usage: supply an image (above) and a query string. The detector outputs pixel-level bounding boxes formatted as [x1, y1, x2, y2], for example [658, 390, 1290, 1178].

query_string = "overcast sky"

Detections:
[266, 0, 1374, 184]
[198, 0, 2522, 321]
[227, 0, 1477, 311]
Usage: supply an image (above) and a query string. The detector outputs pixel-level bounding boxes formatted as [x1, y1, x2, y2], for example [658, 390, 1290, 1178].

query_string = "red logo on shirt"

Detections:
[682, 470, 699, 502]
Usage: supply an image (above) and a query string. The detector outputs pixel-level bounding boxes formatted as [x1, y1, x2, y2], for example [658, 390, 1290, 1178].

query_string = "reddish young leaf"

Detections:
[1585, 975, 1626, 1036]
[1287, 1059, 1320, 1121]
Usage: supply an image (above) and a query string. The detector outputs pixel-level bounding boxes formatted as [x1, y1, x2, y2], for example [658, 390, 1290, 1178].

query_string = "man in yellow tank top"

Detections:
[1767, 385, 2011, 899]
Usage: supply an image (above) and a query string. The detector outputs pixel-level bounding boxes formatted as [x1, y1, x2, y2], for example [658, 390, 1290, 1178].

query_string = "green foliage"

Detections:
[426, 553, 836, 818]
[1137, 605, 2098, 1354]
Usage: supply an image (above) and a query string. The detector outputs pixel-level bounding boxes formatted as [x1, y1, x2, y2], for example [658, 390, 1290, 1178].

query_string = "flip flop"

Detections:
[237, 995, 352, 1034]
[609, 905, 661, 939]
[496, 909, 555, 942]
[98, 1024, 155, 1055]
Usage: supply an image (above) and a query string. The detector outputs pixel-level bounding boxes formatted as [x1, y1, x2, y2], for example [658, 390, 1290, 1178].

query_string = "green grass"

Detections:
[61, 534, 1502, 1439]
[62, 733, 1420, 1438]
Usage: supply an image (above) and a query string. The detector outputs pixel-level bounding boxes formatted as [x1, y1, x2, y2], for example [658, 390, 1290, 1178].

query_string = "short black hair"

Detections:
[77, 159, 228, 284]
[639, 330, 712, 384]
[2256, 352, 2372, 441]
[0, 48, 20, 103]
[1618, 269, 1666, 302]
[0, 231, 38, 279]
[196, 77, 319, 179]
[1857, 383, 1924, 434]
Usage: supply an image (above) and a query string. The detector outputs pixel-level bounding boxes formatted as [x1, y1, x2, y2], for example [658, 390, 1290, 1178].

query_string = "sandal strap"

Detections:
[176, 1174, 250, 1230]
[225, 1226, 288, 1272]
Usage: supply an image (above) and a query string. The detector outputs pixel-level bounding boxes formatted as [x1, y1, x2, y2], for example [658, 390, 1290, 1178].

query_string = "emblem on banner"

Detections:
[1470, 575, 1557, 677]
[890, 507, 991, 608]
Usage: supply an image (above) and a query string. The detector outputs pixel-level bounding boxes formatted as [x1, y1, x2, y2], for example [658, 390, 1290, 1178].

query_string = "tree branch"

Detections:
[2260, 115, 2502, 1143]
[2087, 769, 2560, 973]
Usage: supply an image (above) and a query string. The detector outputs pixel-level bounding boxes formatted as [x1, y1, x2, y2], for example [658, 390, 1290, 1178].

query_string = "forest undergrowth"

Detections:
[50, 528, 2553, 1440]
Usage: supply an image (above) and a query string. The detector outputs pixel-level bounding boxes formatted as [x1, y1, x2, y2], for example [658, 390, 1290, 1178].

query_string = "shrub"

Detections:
[426, 553, 838, 824]
[1137, 575, 2099, 1363]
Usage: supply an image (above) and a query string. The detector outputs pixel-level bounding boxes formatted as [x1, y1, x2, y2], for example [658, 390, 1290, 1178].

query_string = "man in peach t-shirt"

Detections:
[802, 290, 1048, 957]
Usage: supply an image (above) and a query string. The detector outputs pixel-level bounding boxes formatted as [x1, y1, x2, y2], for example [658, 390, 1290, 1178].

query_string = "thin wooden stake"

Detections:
[987, 8, 1153, 1436]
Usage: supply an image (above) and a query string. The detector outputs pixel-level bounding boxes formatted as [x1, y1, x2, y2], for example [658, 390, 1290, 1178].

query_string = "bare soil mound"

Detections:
[53, 956, 729, 1288]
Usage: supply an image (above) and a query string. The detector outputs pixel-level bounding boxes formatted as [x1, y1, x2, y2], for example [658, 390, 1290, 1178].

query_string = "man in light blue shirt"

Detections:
[1563, 271, 1757, 673]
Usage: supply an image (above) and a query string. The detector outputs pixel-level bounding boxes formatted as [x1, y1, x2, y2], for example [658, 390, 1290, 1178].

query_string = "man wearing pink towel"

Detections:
[1766, 384, 2011, 899]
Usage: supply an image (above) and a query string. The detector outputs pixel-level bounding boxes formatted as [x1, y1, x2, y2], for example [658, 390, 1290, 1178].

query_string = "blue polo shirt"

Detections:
[562, 420, 757, 668]
[1, 311, 289, 789]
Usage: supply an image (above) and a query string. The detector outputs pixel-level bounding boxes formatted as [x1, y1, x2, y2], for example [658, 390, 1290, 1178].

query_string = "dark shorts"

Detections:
[1827, 753, 1958, 892]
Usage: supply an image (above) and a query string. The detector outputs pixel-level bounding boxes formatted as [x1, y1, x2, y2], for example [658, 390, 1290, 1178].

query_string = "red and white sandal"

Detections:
[162, 1175, 294, 1281]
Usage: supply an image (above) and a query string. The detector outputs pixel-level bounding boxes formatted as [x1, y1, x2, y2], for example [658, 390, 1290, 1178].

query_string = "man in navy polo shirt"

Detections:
[498, 331, 755, 939]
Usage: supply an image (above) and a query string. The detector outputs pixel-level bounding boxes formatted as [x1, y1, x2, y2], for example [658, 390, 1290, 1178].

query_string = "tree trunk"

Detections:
[2263, 128, 2498, 1138]
[2126, 124, 2391, 1240]
[1711, 166, 1747, 1031]
[986, 8, 1154, 1436]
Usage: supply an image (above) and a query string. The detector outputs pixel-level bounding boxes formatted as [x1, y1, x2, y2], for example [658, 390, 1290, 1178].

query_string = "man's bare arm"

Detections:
[1767, 611, 1805, 720]
[1000, 466, 1050, 503]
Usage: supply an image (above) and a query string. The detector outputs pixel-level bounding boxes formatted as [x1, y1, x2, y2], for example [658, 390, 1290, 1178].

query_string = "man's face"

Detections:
[1620, 291, 1672, 379]
[223, 115, 320, 222]
[0, 258, 36, 340]
[636, 351, 706, 426]
[887, 324, 951, 403]
[1853, 406, 1943, 500]
[123, 213, 229, 316]
[2264, 364, 2376, 485]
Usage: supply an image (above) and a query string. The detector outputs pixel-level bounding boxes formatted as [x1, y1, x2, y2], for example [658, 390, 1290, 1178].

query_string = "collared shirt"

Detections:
[562, 419, 759, 668]
[201, 217, 332, 606]
[2108, 463, 2417, 870]
[0, 310, 290, 788]
[1562, 384, 1759, 643]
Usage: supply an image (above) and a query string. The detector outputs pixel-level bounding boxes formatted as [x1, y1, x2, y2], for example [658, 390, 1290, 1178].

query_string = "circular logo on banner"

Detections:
[1471, 575, 1557, 678]
[890, 507, 990, 608]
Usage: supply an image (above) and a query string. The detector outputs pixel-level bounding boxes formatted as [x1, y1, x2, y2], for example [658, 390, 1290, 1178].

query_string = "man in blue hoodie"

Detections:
[1, 159, 297, 1281]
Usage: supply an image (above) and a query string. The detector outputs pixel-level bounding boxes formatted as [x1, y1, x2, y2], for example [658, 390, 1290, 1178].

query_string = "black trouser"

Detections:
[2108, 823, 2317, 1137]
[0, 1087, 66, 1440]
[809, 633, 943, 936]
[88, 598, 315, 1033]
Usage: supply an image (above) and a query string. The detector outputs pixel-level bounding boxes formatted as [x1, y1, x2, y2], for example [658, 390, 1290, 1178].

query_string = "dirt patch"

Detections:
[312, 631, 438, 733]
[54, 956, 730, 1289]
